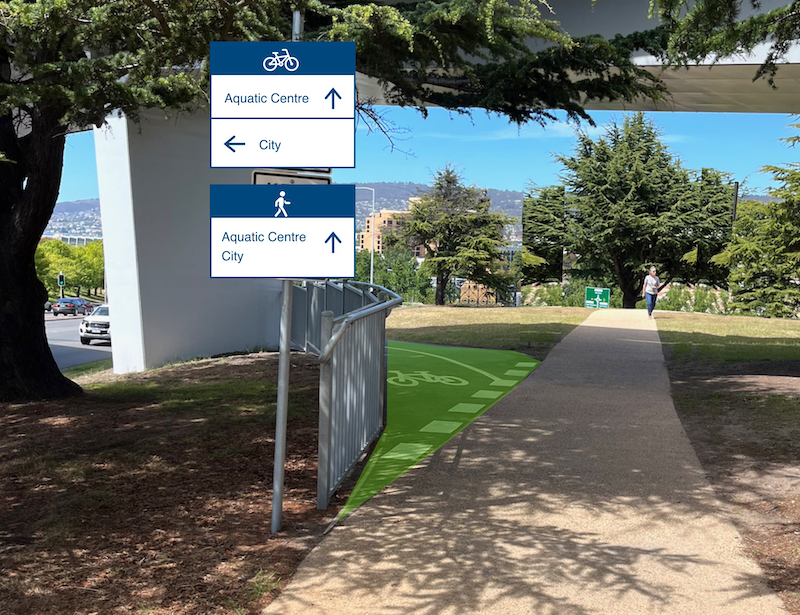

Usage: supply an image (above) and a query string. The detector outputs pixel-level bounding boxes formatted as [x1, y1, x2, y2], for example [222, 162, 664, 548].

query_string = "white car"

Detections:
[79, 304, 110, 345]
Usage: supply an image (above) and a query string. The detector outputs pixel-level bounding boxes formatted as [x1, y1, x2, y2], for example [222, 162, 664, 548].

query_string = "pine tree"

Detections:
[401, 166, 511, 306]
[521, 186, 566, 283]
[525, 113, 733, 307]
[720, 194, 800, 318]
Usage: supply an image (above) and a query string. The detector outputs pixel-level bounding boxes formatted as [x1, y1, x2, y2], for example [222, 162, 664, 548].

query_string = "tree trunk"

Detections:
[0, 108, 83, 402]
[621, 289, 641, 309]
[435, 273, 448, 306]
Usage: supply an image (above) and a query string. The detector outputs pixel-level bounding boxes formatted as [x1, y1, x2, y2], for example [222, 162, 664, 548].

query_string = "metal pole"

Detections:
[732, 181, 739, 223]
[291, 9, 303, 42]
[370, 189, 375, 286]
[317, 311, 334, 509]
[271, 279, 294, 533]
[356, 187, 376, 286]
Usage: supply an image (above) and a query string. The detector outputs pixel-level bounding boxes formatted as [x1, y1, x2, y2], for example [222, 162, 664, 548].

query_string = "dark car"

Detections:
[53, 297, 92, 316]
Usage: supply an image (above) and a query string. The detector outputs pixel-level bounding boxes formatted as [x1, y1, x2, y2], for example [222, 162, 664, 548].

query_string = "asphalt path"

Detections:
[45, 313, 112, 370]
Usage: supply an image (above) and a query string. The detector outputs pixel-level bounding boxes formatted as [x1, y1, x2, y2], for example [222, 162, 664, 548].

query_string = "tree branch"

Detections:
[141, 0, 171, 38]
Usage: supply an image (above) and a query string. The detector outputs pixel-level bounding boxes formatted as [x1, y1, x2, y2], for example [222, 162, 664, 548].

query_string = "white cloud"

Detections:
[411, 121, 605, 142]
[661, 134, 692, 144]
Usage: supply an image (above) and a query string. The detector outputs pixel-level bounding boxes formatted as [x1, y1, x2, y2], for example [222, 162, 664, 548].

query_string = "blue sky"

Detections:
[58, 108, 798, 202]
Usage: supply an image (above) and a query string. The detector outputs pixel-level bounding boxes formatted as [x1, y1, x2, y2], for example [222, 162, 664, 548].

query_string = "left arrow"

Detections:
[325, 231, 342, 253]
[225, 135, 245, 153]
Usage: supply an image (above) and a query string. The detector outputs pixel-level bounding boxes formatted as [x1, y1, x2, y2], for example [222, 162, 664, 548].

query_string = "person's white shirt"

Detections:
[643, 274, 659, 295]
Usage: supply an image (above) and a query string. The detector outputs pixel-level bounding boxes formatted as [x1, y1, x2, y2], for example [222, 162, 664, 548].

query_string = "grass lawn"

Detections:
[655, 311, 800, 363]
[655, 310, 800, 614]
[386, 305, 590, 359]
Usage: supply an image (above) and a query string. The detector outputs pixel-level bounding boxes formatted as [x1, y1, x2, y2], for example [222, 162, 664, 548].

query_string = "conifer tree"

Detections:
[523, 113, 733, 307]
[716, 193, 800, 318]
[653, 0, 800, 85]
[401, 166, 511, 306]
[521, 185, 567, 283]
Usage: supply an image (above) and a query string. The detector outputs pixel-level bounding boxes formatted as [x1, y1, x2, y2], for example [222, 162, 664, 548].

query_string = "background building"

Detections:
[358, 209, 425, 258]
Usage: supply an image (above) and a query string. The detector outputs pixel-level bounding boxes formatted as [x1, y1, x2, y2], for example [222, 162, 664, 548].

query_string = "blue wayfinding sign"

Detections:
[210, 41, 355, 75]
[210, 184, 355, 279]
[210, 42, 355, 169]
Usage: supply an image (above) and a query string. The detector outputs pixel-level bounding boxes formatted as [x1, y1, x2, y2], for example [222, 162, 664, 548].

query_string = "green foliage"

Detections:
[354, 245, 432, 303]
[400, 166, 511, 305]
[35, 239, 104, 297]
[720, 193, 800, 318]
[245, 569, 280, 601]
[521, 186, 565, 283]
[529, 283, 563, 307]
[653, 0, 800, 86]
[525, 113, 733, 308]
[0, 0, 670, 140]
[658, 284, 691, 312]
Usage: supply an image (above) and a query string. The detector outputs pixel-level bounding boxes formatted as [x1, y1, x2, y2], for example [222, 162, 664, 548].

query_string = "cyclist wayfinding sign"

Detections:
[210, 42, 355, 169]
[210, 184, 355, 278]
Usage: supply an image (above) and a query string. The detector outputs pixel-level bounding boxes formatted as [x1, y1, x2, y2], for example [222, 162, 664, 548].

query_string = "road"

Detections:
[45, 313, 112, 370]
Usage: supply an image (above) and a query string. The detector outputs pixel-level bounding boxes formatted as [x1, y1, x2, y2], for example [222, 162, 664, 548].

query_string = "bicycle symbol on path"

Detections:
[387, 370, 469, 387]
[263, 49, 300, 72]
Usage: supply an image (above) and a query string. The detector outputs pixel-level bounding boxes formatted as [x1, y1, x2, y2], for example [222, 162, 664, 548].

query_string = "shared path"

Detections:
[265, 310, 786, 615]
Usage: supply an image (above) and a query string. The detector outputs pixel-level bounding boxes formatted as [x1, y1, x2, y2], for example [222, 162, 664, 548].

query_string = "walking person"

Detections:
[274, 190, 290, 217]
[642, 266, 660, 319]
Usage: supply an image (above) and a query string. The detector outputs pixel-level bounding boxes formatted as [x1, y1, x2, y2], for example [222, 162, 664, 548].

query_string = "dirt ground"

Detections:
[668, 359, 800, 614]
[0, 353, 351, 615]
[3, 351, 800, 615]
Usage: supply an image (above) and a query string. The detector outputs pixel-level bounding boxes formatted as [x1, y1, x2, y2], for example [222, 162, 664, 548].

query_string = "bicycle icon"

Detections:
[263, 49, 300, 72]
[387, 370, 469, 387]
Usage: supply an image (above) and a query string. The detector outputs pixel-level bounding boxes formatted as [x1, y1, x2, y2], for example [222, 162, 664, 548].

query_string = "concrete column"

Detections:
[94, 109, 282, 373]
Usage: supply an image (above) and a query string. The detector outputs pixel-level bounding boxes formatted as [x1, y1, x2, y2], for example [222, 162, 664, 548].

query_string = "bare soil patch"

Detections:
[667, 359, 800, 613]
[0, 352, 346, 615]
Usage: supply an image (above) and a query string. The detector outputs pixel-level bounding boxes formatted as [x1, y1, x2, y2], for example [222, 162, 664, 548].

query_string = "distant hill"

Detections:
[740, 193, 777, 204]
[54, 198, 100, 213]
[353, 182, 524, 224]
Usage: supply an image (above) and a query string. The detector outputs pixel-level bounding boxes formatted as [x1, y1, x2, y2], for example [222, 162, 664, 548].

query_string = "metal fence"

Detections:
[445, 279, 519, 307]
[291, 280, 379, 354]
[289, 280, 402, 509]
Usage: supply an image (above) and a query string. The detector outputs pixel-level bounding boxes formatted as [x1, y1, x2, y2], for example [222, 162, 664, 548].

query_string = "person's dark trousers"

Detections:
[646, 292, 657, 316]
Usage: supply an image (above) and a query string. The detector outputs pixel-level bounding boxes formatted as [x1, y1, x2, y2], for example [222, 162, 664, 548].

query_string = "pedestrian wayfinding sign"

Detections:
[585, 286, 611, 309]
[210, 42, 355, 169]
[210, 184, 355, 278]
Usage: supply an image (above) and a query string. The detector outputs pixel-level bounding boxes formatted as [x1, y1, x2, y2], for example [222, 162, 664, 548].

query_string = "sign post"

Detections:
[272, 278, 293, 533]
[584, 286, 611, 309]
[210, 184, 355, 533]
[209, 40, 355, 533]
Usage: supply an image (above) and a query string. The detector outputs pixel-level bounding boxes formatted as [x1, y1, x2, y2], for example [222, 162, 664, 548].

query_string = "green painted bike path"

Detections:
[338, 341, 539, 519]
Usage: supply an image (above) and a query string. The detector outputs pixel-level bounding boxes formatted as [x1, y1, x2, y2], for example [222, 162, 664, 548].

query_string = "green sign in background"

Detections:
[585, 286, 610, 308]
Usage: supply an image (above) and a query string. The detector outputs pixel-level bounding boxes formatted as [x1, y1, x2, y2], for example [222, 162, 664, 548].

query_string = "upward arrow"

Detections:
[325, 232, 342, 253]
[325, 88, 342, 110]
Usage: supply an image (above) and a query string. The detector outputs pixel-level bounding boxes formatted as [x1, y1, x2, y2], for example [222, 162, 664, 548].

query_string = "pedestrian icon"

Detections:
[274, 190, 290, 217]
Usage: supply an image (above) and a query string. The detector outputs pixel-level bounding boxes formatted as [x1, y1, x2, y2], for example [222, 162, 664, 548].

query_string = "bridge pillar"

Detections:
[94, 109, 281, 373]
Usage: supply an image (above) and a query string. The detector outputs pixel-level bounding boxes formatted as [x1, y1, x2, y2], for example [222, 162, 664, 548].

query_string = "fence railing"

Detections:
[314, 282, 402, 509]
[291, 280, 379, 354]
